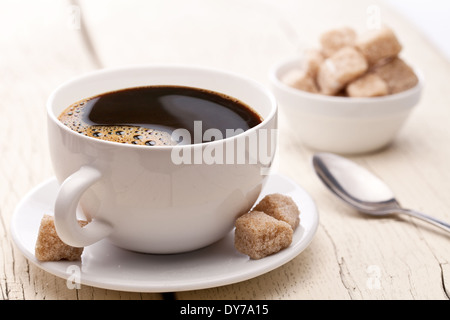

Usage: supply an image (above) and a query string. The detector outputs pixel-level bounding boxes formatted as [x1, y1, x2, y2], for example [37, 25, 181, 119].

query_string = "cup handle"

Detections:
[54, 166, 113, 248]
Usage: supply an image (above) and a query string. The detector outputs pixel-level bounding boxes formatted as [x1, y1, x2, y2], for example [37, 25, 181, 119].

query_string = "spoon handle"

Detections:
[400, 208, 450, 233]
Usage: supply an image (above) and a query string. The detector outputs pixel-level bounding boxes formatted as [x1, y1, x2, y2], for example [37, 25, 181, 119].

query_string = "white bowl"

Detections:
[269, 56, 423, 154]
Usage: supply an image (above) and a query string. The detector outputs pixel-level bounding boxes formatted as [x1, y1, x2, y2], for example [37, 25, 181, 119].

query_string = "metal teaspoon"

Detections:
[312, 152, 450, 233]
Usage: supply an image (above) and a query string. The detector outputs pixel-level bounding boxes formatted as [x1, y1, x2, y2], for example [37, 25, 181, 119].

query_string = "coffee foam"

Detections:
[58, 101, 175, 146]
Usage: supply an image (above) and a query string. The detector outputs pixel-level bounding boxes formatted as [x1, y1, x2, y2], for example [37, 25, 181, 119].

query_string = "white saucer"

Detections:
[11, 173, 319, 293]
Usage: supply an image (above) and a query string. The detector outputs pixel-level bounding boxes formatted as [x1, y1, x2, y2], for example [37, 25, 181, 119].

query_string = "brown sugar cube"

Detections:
[234, 211, 293, 260]
[346, 73, 388, 97]
[320, 27, 357, 57]
[282, 68, 319, 93]
[300, 48, 325, 78]
[356, 26, 402, 65]
[317, 46, 369, 95]
[253, 193, 300, 231]
[35, 214, 88, 261]
[372, 57, 418, 94]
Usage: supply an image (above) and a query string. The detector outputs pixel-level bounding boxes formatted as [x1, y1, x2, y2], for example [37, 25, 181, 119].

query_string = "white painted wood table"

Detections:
[1, 0, 449, 300]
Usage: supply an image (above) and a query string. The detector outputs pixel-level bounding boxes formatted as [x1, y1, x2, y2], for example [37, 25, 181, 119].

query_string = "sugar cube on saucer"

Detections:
[35, 215, 87, 261]
[234, 211, 293, 260]
[253, 193, 300, 230]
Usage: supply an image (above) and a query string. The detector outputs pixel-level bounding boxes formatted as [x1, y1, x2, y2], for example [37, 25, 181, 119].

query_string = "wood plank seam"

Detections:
[70, 0, 103, 69]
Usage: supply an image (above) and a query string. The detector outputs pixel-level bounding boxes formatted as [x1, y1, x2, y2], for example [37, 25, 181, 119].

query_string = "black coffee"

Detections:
[58, 85, 263, 146]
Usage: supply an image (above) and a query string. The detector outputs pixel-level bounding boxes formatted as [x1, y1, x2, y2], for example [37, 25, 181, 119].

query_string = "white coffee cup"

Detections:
[47, 65, 277, 254]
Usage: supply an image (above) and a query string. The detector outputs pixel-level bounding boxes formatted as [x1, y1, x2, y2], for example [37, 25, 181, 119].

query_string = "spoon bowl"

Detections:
[312, 152, 450, 233]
